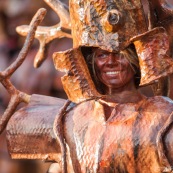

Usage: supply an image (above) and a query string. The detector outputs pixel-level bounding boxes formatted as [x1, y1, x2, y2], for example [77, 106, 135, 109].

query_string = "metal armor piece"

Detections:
[69, 0, 148, 52]
[133, 27, 173, 86]
[6, 95, 65, 162]
[64, 96, 173, 172]
[53, 48, 101, 103]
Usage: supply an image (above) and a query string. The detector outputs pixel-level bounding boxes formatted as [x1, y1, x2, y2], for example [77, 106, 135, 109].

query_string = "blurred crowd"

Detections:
[0, 0, 72, 172]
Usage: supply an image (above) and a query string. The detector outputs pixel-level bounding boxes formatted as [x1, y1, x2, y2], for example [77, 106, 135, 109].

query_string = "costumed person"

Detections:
[4, 0, 173, 173]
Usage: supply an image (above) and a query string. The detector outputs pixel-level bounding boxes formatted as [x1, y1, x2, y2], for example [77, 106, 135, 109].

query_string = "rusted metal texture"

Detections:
[64, 96, 173, 172]
[6, 94, 66, 162]
[7, 94, 173, 172]
[133, 27, 173, 86]
[150, 0, 173, 98]
[148, 0, 173, 57]
[69, 0, 147, 52]
[53, 48, 101, 103]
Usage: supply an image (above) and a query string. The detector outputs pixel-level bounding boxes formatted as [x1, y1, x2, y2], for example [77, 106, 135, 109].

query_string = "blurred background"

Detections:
[0, 0, 72, 172]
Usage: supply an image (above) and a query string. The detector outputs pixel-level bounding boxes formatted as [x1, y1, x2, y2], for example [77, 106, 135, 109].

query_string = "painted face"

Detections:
[94, 48, 135, 89]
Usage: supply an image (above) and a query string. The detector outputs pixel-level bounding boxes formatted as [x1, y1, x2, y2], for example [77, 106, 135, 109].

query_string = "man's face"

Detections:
[94, 48, 135, 89]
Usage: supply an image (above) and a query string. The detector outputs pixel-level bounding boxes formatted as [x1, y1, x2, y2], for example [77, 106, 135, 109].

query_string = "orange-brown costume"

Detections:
[64, 96, 173, 172]
[4, 0, 173, 173]
[7, 95, 173, 173]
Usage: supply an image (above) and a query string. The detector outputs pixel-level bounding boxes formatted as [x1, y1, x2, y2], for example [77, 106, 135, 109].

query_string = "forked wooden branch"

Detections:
[16, 0, 72, 68]
[0, 8, 47, 134]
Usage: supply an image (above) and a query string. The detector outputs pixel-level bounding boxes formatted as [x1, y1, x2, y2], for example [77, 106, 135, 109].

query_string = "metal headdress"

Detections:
[17, 0, 173, 103]
[53, 0, 173, 102]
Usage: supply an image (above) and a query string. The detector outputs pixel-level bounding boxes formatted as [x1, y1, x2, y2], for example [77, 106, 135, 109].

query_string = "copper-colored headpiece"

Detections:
[69, 0, 148, 52]
[52, 0, 173, 102]
[133, 27, 173, 86]
[14, 0, 173, 101]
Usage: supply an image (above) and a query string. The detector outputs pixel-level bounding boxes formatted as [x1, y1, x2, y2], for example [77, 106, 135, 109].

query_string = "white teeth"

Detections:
[106, 71, 120, 75]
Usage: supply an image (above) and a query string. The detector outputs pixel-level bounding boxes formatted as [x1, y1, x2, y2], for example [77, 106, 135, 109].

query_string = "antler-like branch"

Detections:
[0, 8, 47, 134]
[44, 0, 71, 28]
[16, 0, 72, 68]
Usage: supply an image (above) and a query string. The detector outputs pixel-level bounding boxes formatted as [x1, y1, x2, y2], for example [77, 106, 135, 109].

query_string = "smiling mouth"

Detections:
[105, 71, 120, 75]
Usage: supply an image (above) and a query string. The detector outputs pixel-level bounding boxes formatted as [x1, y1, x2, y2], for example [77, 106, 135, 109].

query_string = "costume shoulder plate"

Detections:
[6, 94, 66, 162]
